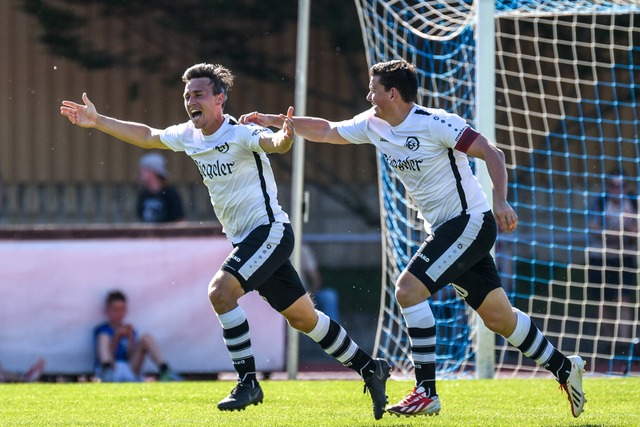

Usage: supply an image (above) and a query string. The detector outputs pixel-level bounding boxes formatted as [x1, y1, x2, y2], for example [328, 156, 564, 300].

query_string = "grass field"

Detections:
[0, 377, 638, 426]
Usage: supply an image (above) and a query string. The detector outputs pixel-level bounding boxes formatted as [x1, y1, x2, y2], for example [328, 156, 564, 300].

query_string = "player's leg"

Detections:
[466, 260, 586, 418]
[386, 270, 441, 417]
[263, 265, 391, 420]
[209, 270, 262, 410]
[212, 222, 294, 411]
[387, 213, 496, 417]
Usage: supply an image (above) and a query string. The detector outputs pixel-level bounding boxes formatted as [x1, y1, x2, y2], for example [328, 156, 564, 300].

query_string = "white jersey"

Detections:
[160, 116, 289, 243]
[336, 105, 490, 230]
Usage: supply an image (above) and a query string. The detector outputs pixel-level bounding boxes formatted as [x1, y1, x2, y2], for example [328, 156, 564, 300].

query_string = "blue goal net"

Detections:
[356, 0, 640, 377]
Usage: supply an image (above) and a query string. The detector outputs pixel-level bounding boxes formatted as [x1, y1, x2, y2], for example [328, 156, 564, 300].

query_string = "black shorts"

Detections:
[222, 222, 307, 312]
[406, 211, 502, 310]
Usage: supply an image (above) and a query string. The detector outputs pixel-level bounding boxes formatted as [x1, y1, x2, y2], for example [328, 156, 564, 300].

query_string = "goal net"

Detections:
[355, 0, 640, 378]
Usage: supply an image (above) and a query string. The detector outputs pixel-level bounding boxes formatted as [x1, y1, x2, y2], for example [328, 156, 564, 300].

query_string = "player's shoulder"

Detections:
[226, 115, 271, 137]
[411, 105, 468, 130]
[411, 105, 454, 120]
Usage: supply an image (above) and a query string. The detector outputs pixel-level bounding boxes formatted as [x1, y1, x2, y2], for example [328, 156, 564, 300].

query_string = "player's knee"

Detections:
[481, 310, 514, 336]
[287, 315, 315, 333]
[477, 290, 517, 336]
[208, 276, 243, 313]
[207, 284, 230, 311]
[482, 316, 504, 334]
[394, 275, 426, 308]
[282, 299, 318, 333]
[394, 285, 411, 307]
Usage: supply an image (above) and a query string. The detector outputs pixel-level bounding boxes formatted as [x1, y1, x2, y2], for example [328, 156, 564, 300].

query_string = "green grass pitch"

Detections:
[0, 377, 638, 426]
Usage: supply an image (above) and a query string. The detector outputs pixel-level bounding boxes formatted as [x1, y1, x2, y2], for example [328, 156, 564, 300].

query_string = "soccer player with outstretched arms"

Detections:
[60, 63, 391, 419]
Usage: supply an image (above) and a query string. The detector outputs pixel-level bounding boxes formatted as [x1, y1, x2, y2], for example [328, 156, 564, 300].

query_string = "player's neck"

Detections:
[201, 113, 226, 136]
[384, 102, 415, 127]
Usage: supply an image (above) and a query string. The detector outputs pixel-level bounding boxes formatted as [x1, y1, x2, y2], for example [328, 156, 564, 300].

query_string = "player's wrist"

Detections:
[264, 114, 281, 128]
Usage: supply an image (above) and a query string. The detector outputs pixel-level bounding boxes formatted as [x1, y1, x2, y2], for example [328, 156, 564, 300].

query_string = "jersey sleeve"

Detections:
[237, 124, 274, 153]
[335, 109, 375, 145]
[429, 109, 478, 151]
[159, 122, 191, 152]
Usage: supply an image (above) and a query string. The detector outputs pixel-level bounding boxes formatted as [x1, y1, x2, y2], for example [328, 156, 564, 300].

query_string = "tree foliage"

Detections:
[20, 0, 363, 85]
[20, 0, 377, 226]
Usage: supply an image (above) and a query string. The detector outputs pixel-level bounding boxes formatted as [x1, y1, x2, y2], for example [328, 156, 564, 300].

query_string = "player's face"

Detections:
[366, 76, 392, 118]
[105, 300, 127, 325]
[183, 77, 225, 135]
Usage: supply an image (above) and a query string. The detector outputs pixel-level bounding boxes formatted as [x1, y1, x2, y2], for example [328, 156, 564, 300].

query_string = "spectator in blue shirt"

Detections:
[94, 290, 181, 382]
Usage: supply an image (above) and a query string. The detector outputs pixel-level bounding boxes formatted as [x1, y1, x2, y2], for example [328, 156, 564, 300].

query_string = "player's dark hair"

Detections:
[370, 59, 418, 103]
[182, 63, 235, 106]
[105, 290, 126, 307]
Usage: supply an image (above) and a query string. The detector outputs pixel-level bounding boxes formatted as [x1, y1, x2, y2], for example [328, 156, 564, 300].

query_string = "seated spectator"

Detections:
[137, 152, 185, 223]
[94, 290, 181, 382]
[0, 358, 45, 383]
[300, 244, 341, 322]
[587, 168, 638, 354]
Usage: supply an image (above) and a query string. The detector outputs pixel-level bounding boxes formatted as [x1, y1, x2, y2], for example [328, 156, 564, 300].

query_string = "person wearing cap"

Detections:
[137, 152, 185, 223]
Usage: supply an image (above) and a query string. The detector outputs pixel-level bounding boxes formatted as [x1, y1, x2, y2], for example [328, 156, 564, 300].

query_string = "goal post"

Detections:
[357, 0, 640, 378]
[474, 0, 497, 380]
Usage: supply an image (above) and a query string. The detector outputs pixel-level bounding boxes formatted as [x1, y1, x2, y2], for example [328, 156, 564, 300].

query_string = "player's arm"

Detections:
[241, 109, 350, 145]
[60, 93, 168, 150]
[258, 106, 296, 154]
[464, 133, 518, 233]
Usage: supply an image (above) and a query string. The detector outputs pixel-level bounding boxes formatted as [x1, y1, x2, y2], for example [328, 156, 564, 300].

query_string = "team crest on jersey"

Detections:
[405, 136, 420, 151]
[215, 143, 230, 153]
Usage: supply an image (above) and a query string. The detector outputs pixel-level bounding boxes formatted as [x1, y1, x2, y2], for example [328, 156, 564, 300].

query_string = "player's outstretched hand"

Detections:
[239, 107, 293, 130]
[279, 106, 295, 141]
[239, 110, 267, 126]
[60, 93, 98, 128]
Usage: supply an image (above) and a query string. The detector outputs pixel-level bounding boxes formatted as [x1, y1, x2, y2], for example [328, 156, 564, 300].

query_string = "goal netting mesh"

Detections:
[355, 0, 640, 378]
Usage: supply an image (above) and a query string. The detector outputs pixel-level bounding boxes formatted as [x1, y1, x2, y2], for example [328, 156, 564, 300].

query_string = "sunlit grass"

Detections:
[0, 377, 637, 426]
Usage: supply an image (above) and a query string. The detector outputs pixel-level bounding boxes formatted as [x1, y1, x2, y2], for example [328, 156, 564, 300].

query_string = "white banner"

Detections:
[0, 235, 286, 376]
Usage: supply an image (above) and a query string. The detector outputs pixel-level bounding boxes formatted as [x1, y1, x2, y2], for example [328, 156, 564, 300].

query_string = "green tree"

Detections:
[20, 0, 363, 84]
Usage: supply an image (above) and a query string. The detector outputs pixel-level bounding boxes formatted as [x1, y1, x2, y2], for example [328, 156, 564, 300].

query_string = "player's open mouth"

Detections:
[190, 109, 203, 120]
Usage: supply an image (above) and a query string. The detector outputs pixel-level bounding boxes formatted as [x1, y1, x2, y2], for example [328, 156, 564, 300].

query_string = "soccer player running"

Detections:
[240, 59, 586, 418]
[60, 63, 391, 419]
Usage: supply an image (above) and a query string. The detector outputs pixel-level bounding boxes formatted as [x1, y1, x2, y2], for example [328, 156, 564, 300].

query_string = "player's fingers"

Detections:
[286, 106, 294, 118]
[238, 113, 249, 124]
[504, 215, 517, 233]
[284, 116, 294, 131]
